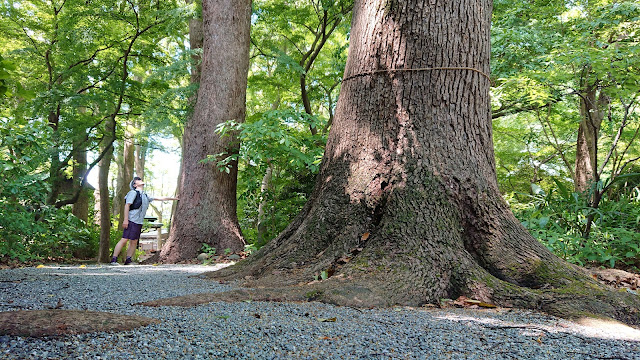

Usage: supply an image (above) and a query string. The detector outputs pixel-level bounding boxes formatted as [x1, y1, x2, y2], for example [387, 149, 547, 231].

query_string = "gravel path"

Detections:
[1, 264, 639, 359]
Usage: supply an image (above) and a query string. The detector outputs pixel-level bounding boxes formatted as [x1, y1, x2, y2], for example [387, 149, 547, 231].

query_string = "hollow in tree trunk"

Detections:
[210, 0, 640, 325]
[157, 0, 250, 262]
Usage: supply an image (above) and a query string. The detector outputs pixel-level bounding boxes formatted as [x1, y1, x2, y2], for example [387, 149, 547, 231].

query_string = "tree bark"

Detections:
[187, 0, 204, 86]
[256, 165, 273, 245]
[134, 139, 147, 180]
[157, 0, 250, 262]
[574, 86, 608, 193]
[97, 119, 115, 263]
[71, 139, 90, 222]
[169, 2, 200, 233]
[46, 107, 63, 206]
[112, 144, 124, 217]
[210, 0, 640, 325]
[115, 130, 135, 229]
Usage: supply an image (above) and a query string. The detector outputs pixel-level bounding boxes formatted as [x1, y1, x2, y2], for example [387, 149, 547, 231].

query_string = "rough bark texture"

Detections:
[71, 140, 90, 222]
[113, 133, 135, 226]
[46, 108, 63, 206]
[187, 0, 204, 86]
[574, 86, 608, 193]
[170, 6, 200, 231]
[97, 120, 115, 263]
[256, 165, 273, 245]
[157, 0, 250, 262]
[134, 142, 146, 180]
[209, 0, 640, 325]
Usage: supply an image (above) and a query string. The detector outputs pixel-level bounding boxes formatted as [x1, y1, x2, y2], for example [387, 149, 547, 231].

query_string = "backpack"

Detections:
[129, 191, 143, 210]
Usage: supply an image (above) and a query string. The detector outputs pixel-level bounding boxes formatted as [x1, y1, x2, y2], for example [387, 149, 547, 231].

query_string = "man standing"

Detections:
[110, 177, 178, 265]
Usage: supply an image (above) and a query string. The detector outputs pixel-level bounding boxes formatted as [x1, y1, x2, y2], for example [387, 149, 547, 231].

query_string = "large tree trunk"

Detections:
[210, 0, 640, 325]
[169, 2, 200, 234]
[157, 0, 250, 262]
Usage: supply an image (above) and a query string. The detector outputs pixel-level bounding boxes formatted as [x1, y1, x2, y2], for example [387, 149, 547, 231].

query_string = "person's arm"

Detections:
[123, 203, 131, 229]
[153, 196, 179, 201]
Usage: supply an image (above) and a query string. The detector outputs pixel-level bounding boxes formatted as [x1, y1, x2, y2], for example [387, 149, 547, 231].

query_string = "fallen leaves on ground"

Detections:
[317, 317, 337, 322]
[319, 336, 339, 340]
[440, 296, 498, 309]
[589, 268, 639, 292]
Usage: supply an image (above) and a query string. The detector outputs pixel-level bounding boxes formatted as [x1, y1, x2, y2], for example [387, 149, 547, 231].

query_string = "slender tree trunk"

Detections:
[256, 165, 273, 245]
[211, 0, 639, 325]
[94, 187, 101, 226]
[134, 142, 146, 180]
[255, 95, 281, 244]
[97, 119, 116, 263]
[116, 131, 135, 229]
[71, 139, 90, 222]
[158, 0, 250, 262]
[574, 86, 608, 193]
[46, 107, 63, 206]
[112, 144, 124, 217]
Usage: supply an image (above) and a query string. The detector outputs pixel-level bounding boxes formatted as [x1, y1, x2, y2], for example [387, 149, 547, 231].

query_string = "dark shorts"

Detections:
[122, 222, 143, 240]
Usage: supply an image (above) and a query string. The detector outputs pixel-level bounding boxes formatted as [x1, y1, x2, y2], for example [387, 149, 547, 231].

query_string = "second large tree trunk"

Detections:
[210, 0, 639, 324]
[157, 0, 250, 262]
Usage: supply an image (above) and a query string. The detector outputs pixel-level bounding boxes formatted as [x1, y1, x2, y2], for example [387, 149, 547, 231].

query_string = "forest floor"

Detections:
[0, 263, 639, 359]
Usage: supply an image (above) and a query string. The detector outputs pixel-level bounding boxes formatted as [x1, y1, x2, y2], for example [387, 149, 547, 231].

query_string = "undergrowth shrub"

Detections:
[511, 181, 640, 270]
[0, 204, 98, 262]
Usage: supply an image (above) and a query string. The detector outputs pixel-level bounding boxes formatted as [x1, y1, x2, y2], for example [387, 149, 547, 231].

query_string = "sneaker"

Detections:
[109, 257, 118, 265]
[109, 261, 119, 265]
[124, 257, 133, 265]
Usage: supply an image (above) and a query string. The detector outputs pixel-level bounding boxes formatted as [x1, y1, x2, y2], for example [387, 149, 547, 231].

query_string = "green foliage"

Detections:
[1, 0, 192, 208]
[244, 243, 258, 255]
[200, 243, 216, 257]
[0, 95, 99, 262]
[1, 0, 192, 263]
[0, 204, 98, 262]
[210, 109, 326, 247]
[493, 0, 640, 270]
[514, 181, 640, 269]
[212, 110, 325, 173]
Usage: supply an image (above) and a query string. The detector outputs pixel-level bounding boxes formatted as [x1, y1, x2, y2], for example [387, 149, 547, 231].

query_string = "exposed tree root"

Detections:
[137, 264, 640, 327]
[0, 310, 158, 337]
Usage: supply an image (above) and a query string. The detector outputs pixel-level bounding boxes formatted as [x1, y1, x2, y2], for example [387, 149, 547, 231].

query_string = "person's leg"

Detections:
[111, 238, 129, 263]
[126, 239, 138, 258]
[124, 222, 142, 264]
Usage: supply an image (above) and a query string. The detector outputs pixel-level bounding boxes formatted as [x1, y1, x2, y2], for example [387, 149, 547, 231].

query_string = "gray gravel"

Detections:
[1, 264, 639, 359]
